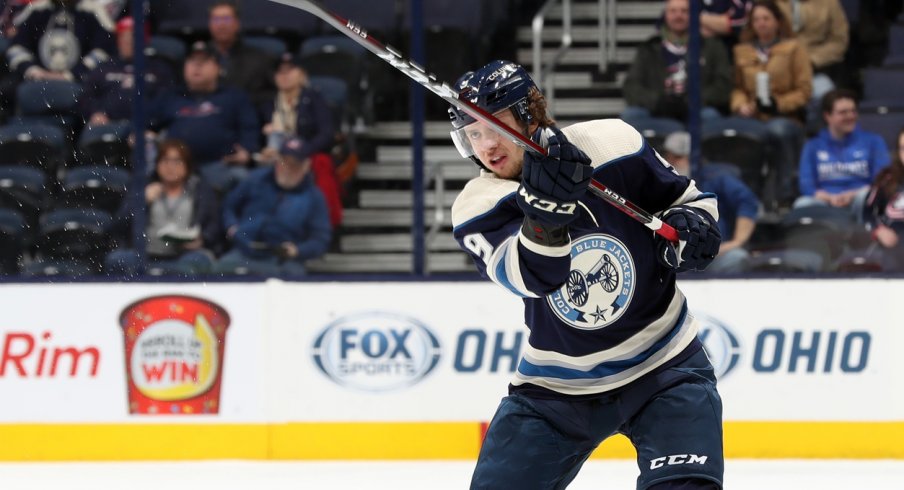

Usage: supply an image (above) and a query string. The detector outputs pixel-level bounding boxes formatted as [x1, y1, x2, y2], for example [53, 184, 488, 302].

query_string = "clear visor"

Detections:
[449, 107, 520, 159]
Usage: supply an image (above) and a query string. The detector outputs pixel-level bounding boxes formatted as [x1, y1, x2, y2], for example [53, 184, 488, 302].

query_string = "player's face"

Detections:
[465, 109, 528, 180]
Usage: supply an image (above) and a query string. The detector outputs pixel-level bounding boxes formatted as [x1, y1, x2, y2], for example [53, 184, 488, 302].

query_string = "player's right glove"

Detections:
[516, 126, 594, 227]
[656, 205, 722, 272]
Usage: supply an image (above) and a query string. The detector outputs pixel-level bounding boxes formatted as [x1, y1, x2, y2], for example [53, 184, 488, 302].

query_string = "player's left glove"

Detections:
[656, 205, 722, 272]
[516, 126, 594, 227]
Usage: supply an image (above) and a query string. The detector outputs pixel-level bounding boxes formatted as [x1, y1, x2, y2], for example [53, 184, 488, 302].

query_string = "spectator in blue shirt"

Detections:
[795, 89, 891, 222]
[216, 136, 331, 276]
[81, 16, 175, 125]
[664, 131, 761, 273]
[149, 40, 259, 193]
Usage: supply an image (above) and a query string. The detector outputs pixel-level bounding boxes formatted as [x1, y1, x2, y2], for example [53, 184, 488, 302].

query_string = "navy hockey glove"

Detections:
[516, 126, 594, 227]
[656, 205, 722, 272]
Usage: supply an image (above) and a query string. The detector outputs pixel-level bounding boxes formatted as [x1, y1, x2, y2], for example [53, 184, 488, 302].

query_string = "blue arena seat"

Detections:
[15, 80, 83, 129]
[857, 112, 904, 152]
[152, 0, 215, 37]
[59, 166, 130, 215]
[243, 35, 288, 59]
[862, 68, 904, 102]
[147, 35, 187, 67]
[241, 0, 320, 41]
[308, 75, 348, 129]
[0, 165, 47, 229]
[0, 208, 27, 274]
[77, 122, 132, 168]
[35, 208, 113, 269]
[0, 123, 66, 175]
[701, 121, 770, 200]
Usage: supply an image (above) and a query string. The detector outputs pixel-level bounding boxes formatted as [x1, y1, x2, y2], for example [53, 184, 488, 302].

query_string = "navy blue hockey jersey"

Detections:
[452, 119, 718, 397]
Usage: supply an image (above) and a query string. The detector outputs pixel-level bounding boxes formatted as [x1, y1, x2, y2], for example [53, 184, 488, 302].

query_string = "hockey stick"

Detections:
[267, 0, 678, 243]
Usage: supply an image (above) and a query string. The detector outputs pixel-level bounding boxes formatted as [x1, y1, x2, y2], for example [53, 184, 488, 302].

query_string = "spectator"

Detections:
[622, 0, 732, 122]
[863, 127, 904, 271]
[149, 40, 259, 193]
[700, 0, 752, 54]
[217, 136, 331, 276]
[80, 16, 174, 125]
[796, 89, 891, 220]
[731, 0, 811, 205]
[775, 0, 848, 99]
[664, 131, 761, 273]
[258, 52, 342, 228]
[207, 0, 275, 105]
[106, 139, 221, 276]
[258, 53, 334, 162]
[5, 0, 115, 81]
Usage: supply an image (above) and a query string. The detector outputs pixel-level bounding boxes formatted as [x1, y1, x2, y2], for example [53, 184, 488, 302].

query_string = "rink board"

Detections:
[0, 280, 901, 460]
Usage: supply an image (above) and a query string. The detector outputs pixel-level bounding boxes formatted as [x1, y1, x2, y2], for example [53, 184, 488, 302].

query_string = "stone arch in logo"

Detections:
[547, 234, 635, 330]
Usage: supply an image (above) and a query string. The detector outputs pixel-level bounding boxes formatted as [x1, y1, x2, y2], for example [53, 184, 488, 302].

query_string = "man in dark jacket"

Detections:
[622, 0, 732, 122]
[218, 136, 332, 276]
[149, 40, 259, 193]
[5, 0, 115, 81]
[208, 0, 275, 105]
[81, 16, 175, 124]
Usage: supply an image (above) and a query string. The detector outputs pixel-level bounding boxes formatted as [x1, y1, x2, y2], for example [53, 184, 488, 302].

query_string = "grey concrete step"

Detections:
[342, 208, 453, 227]
[517, 24, 656, 44]
[340, 232, 459, 253]
[551, 98, 626, 118]
[546, 2, 663, 21]
[307, 252, 472, 273]
[356, 161, 478, 181]
[376, 145, 461, 163]
[359, 190, 458, 208]
[518, 46, 637, 67]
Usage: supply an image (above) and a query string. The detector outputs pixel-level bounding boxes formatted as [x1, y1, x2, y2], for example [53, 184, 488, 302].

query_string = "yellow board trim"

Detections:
[0, 422, 901, 461]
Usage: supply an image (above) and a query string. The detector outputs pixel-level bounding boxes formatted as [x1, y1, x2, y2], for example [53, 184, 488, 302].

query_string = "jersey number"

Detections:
[463, 233, 493, 264]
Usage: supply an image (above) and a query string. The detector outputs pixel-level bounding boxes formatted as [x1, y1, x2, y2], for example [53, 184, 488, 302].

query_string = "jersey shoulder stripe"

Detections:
[451, 173, 518, 230]
[561, 119, 645, 169]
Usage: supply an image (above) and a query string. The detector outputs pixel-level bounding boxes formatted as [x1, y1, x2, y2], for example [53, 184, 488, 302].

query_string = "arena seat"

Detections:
[77, 122, 132, 168]
[15, 80, 83, 130]
[0, 165, 47, 230]
[0, 123, 66, 176]
[0, 208, 27, 274]
[58, 166, 130, 215]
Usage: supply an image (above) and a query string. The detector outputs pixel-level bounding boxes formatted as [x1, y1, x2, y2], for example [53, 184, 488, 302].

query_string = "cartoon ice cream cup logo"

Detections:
[120, 295, 230, 415]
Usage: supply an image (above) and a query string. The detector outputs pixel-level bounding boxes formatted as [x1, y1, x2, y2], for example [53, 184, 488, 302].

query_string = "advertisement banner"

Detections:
[270, 280, 903, 422]
[0, 284, 267, 422]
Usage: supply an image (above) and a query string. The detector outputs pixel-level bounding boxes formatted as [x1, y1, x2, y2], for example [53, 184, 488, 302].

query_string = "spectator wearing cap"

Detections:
[5, 0, 116, 81]
[217, 136, 332, 276]
[208, 0, 275, 105]
[80, 16, 175, 125]
[149, 40, 260, 193]
[258, 52, 334, 162]
[663, 131, 761, 273]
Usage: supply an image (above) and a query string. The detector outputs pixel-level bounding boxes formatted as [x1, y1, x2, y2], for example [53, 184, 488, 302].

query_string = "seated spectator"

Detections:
[106, 139, 221, 276]
[795, 89, 890, 221]
[863, 127, 904, 271]
[207, 0, 275, 105]
[731, 0, 811, 205]
[775, 0, 848, 99]
[700, 0, 752, 55]
[217, 136, 331, 276]
[258, 53, 342, 228]
[258, 53, 334, 162]
[5, 0, 115, 81]
[149, 40, 259, 193]
[663, 131, 761, 273]
[80, 16, 175, 125]
[622, 0, 732, 123]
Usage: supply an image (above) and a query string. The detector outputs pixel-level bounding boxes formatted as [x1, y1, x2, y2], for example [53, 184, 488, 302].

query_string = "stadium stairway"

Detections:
[307, 0, 662, 274]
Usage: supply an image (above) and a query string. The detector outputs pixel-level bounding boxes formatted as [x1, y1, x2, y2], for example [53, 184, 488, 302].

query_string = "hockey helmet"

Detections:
[448, 60, 537, 165]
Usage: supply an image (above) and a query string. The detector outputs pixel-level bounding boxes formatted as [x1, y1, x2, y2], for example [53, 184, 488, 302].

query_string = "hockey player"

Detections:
[449, 60, 724, 489]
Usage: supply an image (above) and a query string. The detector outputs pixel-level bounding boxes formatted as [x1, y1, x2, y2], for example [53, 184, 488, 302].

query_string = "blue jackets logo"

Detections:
[312, 312, 442, 392]
[548, 234, 635, 330]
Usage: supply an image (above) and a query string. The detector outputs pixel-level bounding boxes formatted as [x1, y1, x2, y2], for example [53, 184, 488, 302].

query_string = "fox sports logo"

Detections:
[312, 312, 442, 392]
[696, 313, 742, 379]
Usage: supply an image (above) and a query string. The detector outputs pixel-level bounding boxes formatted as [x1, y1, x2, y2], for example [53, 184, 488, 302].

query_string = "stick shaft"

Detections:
[267, 0, 678, 243]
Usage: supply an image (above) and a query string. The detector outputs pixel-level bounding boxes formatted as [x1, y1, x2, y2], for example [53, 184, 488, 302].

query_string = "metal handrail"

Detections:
[532, 0, 573, 115]
[424, 161, 449, 275]
[598, 0, 616, 74]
